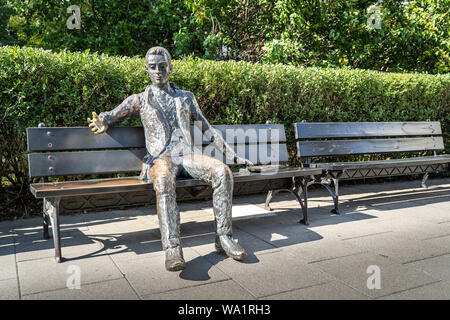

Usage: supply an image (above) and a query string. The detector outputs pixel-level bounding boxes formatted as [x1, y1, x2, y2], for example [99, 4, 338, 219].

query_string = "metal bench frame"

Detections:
[27, 123, 320, 262]
[291, 120, 450, 215]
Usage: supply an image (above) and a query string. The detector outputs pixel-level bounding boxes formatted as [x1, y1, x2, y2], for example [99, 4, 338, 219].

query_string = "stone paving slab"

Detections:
[305, 217, 395, 241]
[426, 201, 450, 214]
[82, 216, 151, 236]
[354, 203, 450, 226]
[205, 249, 333, 299]
[17, 255, 124, 296]
[112, 247, 231, 297]
[283, 238, 368, 264]
[22, 278, 139, 300]
[11, 215, 88, 232]
[367, 218, 450, 241]
[0, 247, 17, 281]
[381, 204, 450, 224]
[260, 280, 370, 300]
[378, 280, 450, 300]
[203, 203, 277, 220]
[331, 181, 448, 212]
[135, 214, 160, 228]
[0, 278, 19, 300]
[231, 214, 326, 248]
[310, 252, 439, 299]
[342, 233, 450, 264]
[104, 235, 166, 263]
[143, 279, 256, 300]
[14, 233, 102, 262]
[346, 188, 449, 210]
[423, 234, 450, 250]
[86, 222, 161, 245]
[183, 227, 277, 258]
[406, 253, 450, 282]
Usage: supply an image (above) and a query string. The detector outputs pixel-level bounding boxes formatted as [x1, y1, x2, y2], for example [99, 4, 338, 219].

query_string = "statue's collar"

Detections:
[149, 82, 179, 95]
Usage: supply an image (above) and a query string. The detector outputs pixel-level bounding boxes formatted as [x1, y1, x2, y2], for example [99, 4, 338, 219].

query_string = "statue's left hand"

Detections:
[236, 156, 254, 167]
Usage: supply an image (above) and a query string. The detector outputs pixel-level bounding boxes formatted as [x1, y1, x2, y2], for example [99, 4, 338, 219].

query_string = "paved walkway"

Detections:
[1, 178, 449, 300]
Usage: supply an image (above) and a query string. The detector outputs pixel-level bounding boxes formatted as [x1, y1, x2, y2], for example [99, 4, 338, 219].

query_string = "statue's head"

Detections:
[145, 46, 173, 88]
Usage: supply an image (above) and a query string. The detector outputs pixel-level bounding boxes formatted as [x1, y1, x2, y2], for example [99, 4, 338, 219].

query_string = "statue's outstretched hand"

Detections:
[87, 112, 107, 134]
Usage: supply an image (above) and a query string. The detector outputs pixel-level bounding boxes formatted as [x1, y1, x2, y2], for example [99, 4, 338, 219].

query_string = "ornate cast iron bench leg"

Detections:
[42, 177, 50, 239]
[44, 198, 63, 263]
[330, 178, 340, 215]
[43, 209, 50, 240]
[421, 172, 429, 189]
[294, 178, 310, 225]
[265, 188, 301, 211]
[264, 177, 311, 225]
[316, 177, 340, 215]
[265, 189, 285, 211]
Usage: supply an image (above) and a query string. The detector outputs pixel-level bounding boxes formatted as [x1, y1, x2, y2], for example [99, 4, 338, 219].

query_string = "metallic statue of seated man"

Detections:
[87, 46, 253, 271]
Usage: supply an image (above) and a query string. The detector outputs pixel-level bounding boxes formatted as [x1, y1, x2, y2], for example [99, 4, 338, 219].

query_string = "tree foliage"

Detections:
[261, 0, 450, 73]
[3, 0, 449, 73]
[0, 0, 18, 45]
[6, 0, 191, 57]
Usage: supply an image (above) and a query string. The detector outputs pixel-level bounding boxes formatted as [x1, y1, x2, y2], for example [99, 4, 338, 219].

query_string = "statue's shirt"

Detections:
[147, 84, 188, 158]
[151, 85, 178, 132]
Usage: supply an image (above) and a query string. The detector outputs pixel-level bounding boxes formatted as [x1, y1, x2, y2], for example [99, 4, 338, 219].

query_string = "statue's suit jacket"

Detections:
[99, 83, 237, 169]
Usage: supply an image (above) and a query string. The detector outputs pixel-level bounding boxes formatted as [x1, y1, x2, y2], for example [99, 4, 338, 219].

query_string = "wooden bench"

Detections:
[27, 123, 321, 262]
[290, 121, 450, 216]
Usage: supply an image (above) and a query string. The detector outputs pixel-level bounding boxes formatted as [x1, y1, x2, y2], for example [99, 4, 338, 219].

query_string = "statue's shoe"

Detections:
[215, 235, 247, 261]
[165, 246, 186, 271]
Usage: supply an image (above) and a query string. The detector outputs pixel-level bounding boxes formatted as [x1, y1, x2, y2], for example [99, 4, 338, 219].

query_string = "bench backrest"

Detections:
[294, 121, 444, 159]
[27, 124, 288, 178]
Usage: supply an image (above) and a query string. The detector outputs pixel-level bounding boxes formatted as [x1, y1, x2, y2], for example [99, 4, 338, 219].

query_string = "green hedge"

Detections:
[1, 46, 449, 216]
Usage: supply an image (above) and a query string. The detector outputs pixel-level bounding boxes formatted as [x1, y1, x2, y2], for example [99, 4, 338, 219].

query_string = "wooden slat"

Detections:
[27, 124, 286, 152]
[27, 127, 146, 152]
[202, 143, 289, 165]
[295, 122, 442, 139]
[28, 149, 147, 178]
[28, 143, 289, 178]
[297, 137, 444, 157]
[30, 177, 152, 198]
[193, 124, 286, 145]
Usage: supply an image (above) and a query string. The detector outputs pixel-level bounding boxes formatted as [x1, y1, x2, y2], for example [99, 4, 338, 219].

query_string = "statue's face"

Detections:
[146, 54, 171, 88]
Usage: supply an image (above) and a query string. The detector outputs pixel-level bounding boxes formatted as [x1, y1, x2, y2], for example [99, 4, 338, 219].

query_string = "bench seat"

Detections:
[30, 167, 322, 198]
